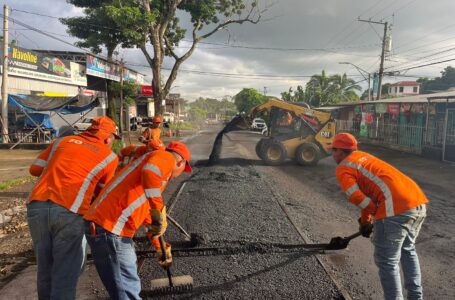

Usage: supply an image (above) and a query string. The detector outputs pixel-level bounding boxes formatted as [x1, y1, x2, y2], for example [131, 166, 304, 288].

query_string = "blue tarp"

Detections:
[24, 113, 54, 129]
[8, 94, 99, 114]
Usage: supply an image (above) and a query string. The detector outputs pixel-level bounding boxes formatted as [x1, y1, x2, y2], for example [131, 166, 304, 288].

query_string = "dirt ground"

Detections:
[0, 127, 454, 299]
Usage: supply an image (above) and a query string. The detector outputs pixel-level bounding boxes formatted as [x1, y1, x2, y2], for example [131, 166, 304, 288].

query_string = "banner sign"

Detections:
[387, 103, 400, 116]
[375, 103, 388, 114]
[141, 85, 153, 96]
[123, 69, 145, 85]
[86, 54, 121, 81]
[1, 45, 87, 86]
[373, 73, 379, 98]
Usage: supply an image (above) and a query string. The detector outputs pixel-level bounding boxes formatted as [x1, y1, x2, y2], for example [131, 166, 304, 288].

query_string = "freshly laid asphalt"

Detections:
[138, 130, 343, 299]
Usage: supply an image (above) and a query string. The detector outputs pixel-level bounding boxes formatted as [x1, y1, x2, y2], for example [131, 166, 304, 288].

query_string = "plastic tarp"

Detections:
[24, 113, 54, 129]
[8, 94, 100, 114]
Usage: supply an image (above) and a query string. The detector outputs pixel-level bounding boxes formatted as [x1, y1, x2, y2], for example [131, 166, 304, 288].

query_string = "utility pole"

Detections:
[358, 18, 388, 100]
[119, 59, 124, 135]
[263, 86, 268, 96]
[1, 5, 9, 143]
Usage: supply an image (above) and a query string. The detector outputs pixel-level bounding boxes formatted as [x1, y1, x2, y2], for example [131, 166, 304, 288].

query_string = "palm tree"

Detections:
[329, 73, 361, 103]
[305, 70, 332, 107]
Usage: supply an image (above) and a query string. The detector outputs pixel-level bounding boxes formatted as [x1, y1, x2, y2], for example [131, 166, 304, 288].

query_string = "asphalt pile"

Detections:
[139, 162, 343, 299]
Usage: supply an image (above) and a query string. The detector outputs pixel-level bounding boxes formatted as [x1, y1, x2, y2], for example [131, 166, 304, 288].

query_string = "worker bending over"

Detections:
[27, 116, 119, 299]
[139, 116, 162, 144]
[330, 133, 428, 300]
[84, 141, 192, 299]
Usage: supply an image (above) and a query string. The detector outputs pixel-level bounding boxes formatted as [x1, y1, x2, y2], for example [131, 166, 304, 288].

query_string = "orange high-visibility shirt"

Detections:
[336, 151, 428, 223]
[142, 127, 161, 142]
[118, 142, 165, 171]
[84, 150, 175, 237]
[29, 134, 118, 215]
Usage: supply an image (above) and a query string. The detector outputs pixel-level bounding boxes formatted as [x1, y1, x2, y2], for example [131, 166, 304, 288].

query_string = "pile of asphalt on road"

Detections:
[139, 159, 343, 299]
[208, 116, 249, 165]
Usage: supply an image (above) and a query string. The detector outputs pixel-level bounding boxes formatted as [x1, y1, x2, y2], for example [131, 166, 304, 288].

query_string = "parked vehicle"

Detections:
[251, 118, 267, 132]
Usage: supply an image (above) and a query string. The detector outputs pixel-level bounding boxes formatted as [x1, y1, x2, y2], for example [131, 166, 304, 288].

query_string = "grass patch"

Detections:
[170, 122, 198, 131]
[0, 176, 35, 191]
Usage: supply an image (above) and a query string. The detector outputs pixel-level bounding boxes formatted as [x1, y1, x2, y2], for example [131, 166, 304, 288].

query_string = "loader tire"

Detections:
[255, 138, 269, 159]
[295, 143, 321, 166]
[260, 140, 286, 165]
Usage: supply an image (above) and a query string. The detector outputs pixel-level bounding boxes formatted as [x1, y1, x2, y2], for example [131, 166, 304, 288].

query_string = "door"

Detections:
[443, 109, 455, 162]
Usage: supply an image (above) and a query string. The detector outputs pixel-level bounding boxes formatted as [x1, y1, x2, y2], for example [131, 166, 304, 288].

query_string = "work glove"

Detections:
[358, 218, 374, 238]
[156, 241, 173, 269]
[149, 206, 168, 238]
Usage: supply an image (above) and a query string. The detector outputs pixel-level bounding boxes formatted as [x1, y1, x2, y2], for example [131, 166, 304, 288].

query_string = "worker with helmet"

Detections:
[330, 132, 428, 300]
[27, 116, 120, 299]
[139, 116, 162, 144]
[84, 141, 192, 299]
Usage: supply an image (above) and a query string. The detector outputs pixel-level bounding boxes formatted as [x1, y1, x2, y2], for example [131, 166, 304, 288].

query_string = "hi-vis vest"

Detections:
[29, 134, 118, 215]
[84, 150, 174, 238]
[336, 151, 428, 223]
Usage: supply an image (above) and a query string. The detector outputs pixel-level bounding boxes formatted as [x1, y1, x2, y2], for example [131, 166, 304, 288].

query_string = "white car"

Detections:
[251, 118, 267, 132]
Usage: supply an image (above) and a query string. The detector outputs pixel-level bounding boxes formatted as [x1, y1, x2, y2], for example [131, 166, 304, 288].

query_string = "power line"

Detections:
[387, 57, 455, 73]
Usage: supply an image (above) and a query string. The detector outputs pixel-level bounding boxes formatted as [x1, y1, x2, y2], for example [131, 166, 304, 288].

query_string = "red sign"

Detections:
[141, 85, 153, 96]
[387, 104, 400, 116]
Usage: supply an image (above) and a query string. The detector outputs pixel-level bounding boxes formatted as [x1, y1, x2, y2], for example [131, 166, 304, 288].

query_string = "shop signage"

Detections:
[0, 45, 87, 86]
[86, 54, 121, 81]
[141, 85, 153, 96]
[387, 103, 400, 116]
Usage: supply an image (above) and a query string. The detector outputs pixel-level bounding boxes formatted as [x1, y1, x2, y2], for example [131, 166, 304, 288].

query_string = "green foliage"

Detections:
[233, 88, 267, 113]
[109, 80, 140, 106]
[61, 1, 134, 55]
[418, 66, 455, 93]
[169, 122, 196, 131]
[281, 85, 305, 102]
[0, 176, 34, 191]
[188, 97, 236, 121]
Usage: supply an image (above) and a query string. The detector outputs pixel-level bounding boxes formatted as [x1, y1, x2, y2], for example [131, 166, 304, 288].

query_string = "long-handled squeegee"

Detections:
[148, 236, 193, 295]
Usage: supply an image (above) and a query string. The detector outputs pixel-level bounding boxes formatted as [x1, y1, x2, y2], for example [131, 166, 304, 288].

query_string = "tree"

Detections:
[304, 70, 332, 107]
[61, 0, 132, 124]
[329, 73, 361, 103]
[233, 88, 267, 113]
[418, 66, 455, 93]
[105, 0, 262, 116]
[281, 85, 305, 102]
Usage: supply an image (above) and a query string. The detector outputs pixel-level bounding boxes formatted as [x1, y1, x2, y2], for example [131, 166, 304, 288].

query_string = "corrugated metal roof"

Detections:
[332, 91, 455, 107]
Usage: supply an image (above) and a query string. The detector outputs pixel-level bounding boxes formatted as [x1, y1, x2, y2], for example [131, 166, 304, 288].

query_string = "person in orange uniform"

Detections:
[278, 111, 293, 126]
[118, 139, 165, 170]
[139, 116, 162, 144]
[27, 116, 120, 300]
[330, 133, 428, 300]
[84, 141, 192, 299]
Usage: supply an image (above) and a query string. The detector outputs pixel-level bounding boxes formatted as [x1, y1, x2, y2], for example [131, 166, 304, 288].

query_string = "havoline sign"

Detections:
[0, 45, 87, 86]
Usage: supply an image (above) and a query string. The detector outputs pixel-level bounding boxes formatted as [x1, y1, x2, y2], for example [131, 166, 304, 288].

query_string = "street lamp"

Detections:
[339, 62, 372, 101]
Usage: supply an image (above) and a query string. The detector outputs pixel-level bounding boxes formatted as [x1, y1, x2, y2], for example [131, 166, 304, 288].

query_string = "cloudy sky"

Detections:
[4, 0, 455, 100]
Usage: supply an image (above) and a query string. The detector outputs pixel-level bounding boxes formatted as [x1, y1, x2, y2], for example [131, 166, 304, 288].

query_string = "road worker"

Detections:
[139, 116, 162, 144]
[278, 111, 293, 126]
[330, 133, 428, 300]
[27, 116, 119, 299]
[84, 141, 192, 299]
[118, 139, 165, 170]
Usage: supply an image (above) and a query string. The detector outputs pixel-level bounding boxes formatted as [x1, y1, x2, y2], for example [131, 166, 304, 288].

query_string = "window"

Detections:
[395, 87, 398, 93]
[413, 86, 418, 93]
[399, 87, 404, 93]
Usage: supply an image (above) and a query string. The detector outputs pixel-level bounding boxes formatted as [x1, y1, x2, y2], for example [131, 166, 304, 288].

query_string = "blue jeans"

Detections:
[372, 205, 427, 300]
[85, 221, 141, 300]
[27, 201, 86, 300]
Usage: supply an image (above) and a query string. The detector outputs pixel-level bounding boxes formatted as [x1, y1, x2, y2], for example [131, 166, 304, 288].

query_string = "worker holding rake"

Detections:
[84, 141, 192, 299]
[330, 133, 428, 300]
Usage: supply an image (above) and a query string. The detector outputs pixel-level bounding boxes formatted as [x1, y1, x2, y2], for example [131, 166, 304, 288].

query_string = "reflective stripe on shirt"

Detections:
[88, 153, 149, 214]
[345, 183, 359, 198]
[142, 164, 162, 178]
[144, 188, 161, 198]
[70, 152, 118, 213]
[33, 159, 47, 167]
[340, 161, 394, 217]
[358, 196, 372, 209]
[111, 194, 147, 235]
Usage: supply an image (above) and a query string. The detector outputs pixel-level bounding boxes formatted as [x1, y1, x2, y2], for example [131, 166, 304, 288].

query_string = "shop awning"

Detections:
[8, 94, 100, 114]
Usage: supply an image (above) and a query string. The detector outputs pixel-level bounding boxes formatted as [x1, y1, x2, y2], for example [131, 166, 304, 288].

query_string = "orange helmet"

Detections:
[152, 117, 161, 123]
[166, 141, 192, 172]
[329, 133, 358, 150]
